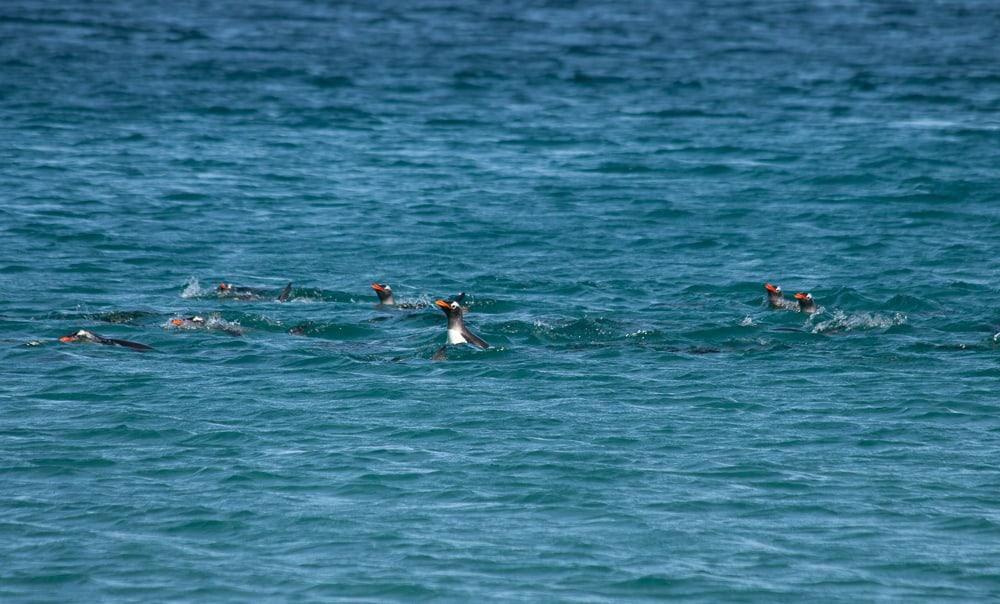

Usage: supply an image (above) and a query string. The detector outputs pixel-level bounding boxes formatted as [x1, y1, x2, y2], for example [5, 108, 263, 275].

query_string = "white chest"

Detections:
[447, 328, 467, 345]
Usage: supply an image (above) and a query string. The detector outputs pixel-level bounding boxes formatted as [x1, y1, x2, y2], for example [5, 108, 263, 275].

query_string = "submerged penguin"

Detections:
[794, 292, 817, 314]
[217, 281, 292, 302]
[434, 299, 489, 349]
[764, 283, 784, 308]
[171, 315, 207, 328]
[59, 329, 152, 351]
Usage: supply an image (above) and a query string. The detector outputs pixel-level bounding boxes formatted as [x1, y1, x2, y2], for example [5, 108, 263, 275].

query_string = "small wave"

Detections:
[740, 315, 755, 327]
[624, 329, 661, 340]
[811, 311, 906, 334]
[89, 310, 158, 324]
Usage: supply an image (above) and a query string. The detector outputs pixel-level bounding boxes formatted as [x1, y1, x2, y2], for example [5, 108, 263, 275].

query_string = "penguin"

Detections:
[794, 292, 817, 314]
[59, 329, 152, 351]
[170, 315, 207, 328]
[434, 299, 489, 349]
[764, 283, 784, 308]
[371, 282, 427, 309]
[217, 282, 256, 299]
[217, 281, 292, 302]
[371, 283, 395, 305]
[169, 316, 242, 336]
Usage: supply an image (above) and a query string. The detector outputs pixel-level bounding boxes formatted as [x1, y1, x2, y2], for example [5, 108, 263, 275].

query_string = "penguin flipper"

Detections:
[432, 345, 448, 361]
[278, 282, 293, 302]
[107, 338, 153, 351]
[461, 327, 489, 350]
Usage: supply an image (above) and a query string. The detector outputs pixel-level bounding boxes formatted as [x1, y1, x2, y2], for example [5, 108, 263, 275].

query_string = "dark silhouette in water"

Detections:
[217, 281, 292, 302]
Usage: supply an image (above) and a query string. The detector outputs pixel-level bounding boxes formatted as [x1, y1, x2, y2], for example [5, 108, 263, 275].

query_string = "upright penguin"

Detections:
[371, 283, 396, 305]
[434, 299, 488, 349]
[764, 283, 784, 308]
[794, 292, 817, 314]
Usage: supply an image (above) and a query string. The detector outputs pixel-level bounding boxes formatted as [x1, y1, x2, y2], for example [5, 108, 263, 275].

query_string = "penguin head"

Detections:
[435, 299, 461, 317]
[794, 292, 815, 310]
[371, 283, 394, 304]
[764, 283, 782, 296]
[171, 316, 205, 326]
[59, 329, 94, 343]
[218, 283, 232, 292]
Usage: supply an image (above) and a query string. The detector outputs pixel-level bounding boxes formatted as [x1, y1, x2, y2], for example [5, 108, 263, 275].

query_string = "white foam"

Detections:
[811, 310, 906, 334]
[180, 277, 205, 299]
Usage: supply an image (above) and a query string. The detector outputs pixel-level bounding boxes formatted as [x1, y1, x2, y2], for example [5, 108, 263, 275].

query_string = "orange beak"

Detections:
[765, 283, 779, 293]
[794, 292, 809, 300]
[171, 319, 184, 326]
[434, 299, 450, 311]
[59, 336, 75, 343]
[218, 283, 229, 291]
[371, 283, 386, 292]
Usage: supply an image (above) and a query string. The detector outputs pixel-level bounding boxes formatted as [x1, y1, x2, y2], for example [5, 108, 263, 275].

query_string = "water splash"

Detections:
[181, 277, 206, 299]
[811, 310, 907, 334]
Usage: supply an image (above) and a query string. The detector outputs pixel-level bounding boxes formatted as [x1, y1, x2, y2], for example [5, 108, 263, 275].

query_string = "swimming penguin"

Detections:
[764, 283, 784, 308]
[171, 315, 207, 328]
[218, 281, 292, 302]
[434, 299, 489, 349]
[794, 292, 817, 314]
[169, 315, 242, 336]
[59, 329, 152, 351]
[371, 283, 427, 309]
[371, 283, 396, 305]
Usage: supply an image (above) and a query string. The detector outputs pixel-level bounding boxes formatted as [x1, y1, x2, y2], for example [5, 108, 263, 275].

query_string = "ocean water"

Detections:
[2, 0, 999, 601]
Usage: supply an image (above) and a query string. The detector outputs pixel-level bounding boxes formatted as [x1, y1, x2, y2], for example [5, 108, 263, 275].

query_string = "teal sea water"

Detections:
[2, 1, 1000, 600]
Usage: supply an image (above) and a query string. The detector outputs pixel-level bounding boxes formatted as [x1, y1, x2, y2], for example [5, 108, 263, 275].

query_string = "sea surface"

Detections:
[2, 1, 999, 601]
